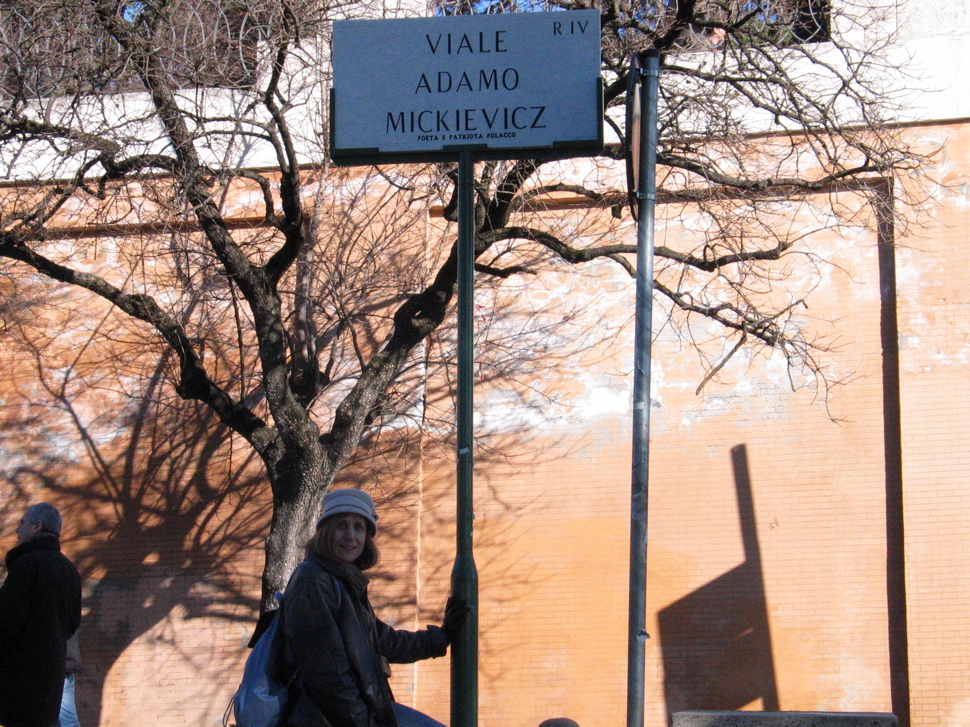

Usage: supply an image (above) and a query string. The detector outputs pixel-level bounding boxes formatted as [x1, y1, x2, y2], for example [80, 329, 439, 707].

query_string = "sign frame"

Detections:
[329, 10, 604, 166]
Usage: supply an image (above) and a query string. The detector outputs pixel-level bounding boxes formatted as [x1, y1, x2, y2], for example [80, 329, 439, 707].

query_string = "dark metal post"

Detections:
[628, 49, 660, 727]
[451, 149, 479, 727]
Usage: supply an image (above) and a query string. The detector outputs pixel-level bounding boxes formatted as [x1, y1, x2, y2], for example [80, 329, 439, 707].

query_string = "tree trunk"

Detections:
[261, 478, 325, 608]
[260, 438, 331, 608]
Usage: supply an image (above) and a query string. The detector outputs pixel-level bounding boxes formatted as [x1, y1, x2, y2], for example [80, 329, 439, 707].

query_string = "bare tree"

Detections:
[0, 0, 927, 607]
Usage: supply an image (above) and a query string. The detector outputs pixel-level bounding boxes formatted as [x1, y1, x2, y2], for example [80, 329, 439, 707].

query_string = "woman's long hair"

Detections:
[306, 515, 380, 570]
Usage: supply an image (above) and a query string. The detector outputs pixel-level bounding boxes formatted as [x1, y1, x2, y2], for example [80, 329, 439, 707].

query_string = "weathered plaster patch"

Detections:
[944, 698, 970, 727]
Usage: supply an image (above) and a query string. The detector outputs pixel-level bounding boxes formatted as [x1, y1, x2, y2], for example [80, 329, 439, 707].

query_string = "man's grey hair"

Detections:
[24, 503, 62, 536]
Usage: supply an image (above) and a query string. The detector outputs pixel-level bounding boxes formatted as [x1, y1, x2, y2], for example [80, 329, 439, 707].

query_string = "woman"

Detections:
[280, 488, 466, 727]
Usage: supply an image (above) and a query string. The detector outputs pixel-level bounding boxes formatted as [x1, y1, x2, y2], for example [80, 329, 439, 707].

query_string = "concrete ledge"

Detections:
[672, 711, 898, 727]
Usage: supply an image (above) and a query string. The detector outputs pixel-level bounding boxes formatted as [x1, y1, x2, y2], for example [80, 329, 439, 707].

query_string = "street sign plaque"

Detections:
[331, 10, 603, 165]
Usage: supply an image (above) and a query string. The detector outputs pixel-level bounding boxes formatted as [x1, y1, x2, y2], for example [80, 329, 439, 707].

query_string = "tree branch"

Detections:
[0, 233, 276, 453]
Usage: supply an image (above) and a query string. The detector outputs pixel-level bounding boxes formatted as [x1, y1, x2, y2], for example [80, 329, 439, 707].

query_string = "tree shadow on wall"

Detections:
[0, 218, 626, 724]
[658, 444, 779, 719]
[1, 347, 561, 726]
[1, 346, 271, 726]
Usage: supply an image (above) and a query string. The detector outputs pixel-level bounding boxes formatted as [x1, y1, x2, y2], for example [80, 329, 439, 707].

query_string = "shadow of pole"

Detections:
[658, 443, 778, 718]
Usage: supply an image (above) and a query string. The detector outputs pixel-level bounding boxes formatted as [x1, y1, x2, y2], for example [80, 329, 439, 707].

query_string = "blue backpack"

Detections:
[232, 595, 294, 727]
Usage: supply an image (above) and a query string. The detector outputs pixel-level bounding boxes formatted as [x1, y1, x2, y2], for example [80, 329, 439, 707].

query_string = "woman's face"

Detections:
[331, 513, 368, 564]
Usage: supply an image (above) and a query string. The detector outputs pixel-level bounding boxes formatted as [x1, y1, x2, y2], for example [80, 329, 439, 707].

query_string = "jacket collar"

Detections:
[6, 532, 61, 569]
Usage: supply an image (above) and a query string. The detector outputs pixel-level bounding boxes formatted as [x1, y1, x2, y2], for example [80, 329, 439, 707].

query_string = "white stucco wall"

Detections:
[890, 0, 970, 122]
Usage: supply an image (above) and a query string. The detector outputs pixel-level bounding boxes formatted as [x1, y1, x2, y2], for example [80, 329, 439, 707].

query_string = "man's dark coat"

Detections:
[0, 533, 82, 727]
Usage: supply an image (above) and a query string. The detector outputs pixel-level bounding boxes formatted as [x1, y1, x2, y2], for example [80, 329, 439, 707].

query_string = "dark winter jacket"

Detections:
[280, 554, 448, 727]
[0, 533, 82, 727]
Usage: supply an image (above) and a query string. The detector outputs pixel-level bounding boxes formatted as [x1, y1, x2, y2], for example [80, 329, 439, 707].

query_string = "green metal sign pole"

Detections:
[451, 149, 479, 727]
[627, 48, 660, 727]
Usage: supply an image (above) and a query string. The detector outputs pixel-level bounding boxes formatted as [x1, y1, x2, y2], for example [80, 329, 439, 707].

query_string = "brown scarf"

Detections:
[329, 559, 371, 599]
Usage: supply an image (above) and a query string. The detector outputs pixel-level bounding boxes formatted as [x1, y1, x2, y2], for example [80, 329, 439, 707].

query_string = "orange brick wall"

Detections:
[0, 121, 968, 727]
[895, 123, 970, 727]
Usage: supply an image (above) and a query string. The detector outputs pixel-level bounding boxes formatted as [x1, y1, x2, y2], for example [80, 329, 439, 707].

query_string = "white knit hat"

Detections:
[316, 489, 378, 534]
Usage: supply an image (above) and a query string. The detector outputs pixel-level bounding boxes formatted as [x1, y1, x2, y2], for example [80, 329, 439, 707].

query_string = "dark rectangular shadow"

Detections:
[658, 444, 778, 718]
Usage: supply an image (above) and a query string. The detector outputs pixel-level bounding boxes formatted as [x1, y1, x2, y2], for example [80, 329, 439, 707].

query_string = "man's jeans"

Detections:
[59, 674, 80, 727]
[392, 702, 447, 727]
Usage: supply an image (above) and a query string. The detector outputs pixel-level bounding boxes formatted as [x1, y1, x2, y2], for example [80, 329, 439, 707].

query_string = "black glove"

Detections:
[441, 595, 470, 644]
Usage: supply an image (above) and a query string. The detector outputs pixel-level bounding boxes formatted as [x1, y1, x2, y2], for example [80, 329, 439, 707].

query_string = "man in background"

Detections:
[0, 503, 82, 727]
